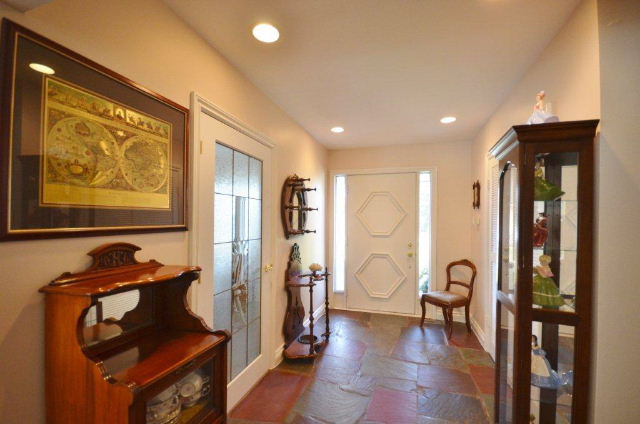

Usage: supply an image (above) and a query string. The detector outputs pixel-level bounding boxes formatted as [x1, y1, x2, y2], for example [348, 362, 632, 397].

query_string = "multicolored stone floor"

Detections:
[229, 310, 495, 423]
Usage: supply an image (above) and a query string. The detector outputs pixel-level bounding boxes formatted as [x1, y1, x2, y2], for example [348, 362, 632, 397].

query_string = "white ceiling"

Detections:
[164, 0, 580, 149]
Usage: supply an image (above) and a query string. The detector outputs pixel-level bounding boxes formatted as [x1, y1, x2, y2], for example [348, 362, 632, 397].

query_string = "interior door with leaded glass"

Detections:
[194, 112, 272, 411]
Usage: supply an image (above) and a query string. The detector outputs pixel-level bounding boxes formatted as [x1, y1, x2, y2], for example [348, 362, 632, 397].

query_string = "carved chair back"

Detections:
[444, 259, 477, 303]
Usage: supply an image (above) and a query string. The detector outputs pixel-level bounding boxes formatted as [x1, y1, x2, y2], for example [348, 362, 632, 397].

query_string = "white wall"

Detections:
[328, 140, 472, 312]
[0, 1, 326, 423]
[469, 0, 601, 349]
[593, 0, 640, 421]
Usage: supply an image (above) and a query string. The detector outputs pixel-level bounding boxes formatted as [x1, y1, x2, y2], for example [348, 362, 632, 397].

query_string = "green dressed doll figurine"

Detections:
[534, 161, 564, 201]
[533, 254, 565, 308]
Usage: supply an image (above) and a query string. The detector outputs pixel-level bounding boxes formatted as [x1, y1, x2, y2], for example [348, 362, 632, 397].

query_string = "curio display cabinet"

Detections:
[490, 120, 598, 424]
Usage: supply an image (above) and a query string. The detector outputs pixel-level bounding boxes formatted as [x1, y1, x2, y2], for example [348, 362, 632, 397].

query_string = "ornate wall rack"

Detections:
[281, 175, 318, 239]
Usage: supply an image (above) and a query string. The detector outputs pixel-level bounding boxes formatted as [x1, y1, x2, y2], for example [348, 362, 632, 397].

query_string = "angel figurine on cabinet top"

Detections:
[527, 90, 559, 124]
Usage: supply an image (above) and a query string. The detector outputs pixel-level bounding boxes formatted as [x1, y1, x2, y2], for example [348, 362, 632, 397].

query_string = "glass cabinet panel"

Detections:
[213, 143, 262, 380]
[497, 303, 516, 424]
[500, 162, 519, 301]
[145, 360, 215, 424]
[530, 322, 575, 424]
[532, 152, 579, 312]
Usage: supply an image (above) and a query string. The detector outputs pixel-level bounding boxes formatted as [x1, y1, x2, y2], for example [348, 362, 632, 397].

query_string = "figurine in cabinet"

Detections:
[534, 159, 564, 201]
[533, 213, 549, 247]
[532, 255, 565, 308]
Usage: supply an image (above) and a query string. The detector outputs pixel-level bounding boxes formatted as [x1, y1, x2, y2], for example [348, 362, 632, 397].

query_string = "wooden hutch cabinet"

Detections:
[40, 243, 230, 424]
[490, 120, 598, 423]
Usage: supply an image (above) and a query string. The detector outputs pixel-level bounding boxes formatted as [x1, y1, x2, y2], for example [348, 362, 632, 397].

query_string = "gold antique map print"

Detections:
[42, 77, 171, 209]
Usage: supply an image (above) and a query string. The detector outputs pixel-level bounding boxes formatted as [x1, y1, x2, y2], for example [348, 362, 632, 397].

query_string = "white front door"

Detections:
[346, 172, 418, 314]
[193, 110, 272, 411]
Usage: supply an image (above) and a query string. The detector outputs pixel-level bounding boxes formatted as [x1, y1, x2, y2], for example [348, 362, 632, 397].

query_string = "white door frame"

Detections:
[329, 167, 437, 318]
[189, 92, 275, 411]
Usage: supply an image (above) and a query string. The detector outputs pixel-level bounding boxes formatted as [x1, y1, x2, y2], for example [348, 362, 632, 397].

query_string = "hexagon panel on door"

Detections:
[354, 253, 407, 298]
[356, 192, 407, 237]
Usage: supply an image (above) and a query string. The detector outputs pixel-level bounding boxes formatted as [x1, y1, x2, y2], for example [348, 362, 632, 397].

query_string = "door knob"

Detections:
[264, 264, 274, 273]
[407, 252, 414, 258]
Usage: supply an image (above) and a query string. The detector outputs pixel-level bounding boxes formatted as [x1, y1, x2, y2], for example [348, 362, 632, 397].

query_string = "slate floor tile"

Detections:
[369, 312, 409, 328]
[324, 335, 368, 360]
[424, 344, 468, 370]
[360, 352, 418, 381]
[286, 413, 328, 424]
[292, 379, 369, 424]
[460, 348, 494, 367]
[277, 358, 316, 376]
[376, 377, 418, 393]
[480, 393, 495, 422]
[340, 373, 377, 396]
[469, 365, 495, 394]
[230, 370, 310, 422]
[399, 325, 447, 345]
[418, 388, 489, 423]
[365, 387, 417, 424]
[417, 364, 478, 395]
[392, 340, 432, 364]
[448, 324, 484, 350]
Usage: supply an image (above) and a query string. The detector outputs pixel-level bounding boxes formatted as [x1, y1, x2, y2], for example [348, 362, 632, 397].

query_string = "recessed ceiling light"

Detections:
[440, 116, 457, 124]
[29, 63, 55, 74]
[331, 126, 344, 133]
[252, 23, 280, 43]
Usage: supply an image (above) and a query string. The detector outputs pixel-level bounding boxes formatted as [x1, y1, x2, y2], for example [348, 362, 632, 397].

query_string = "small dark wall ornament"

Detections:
[281, 175, 318, 238]
[473, 180, 481, 209]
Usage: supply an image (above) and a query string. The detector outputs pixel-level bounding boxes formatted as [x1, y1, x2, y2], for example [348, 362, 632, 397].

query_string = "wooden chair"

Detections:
[420, 259, 477, 339]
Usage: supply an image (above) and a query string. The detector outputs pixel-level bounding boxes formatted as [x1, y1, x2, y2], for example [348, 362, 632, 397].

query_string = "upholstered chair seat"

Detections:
[422, 291, 467, 308]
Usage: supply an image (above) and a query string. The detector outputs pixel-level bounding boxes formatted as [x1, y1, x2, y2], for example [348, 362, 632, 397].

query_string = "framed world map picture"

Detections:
[0, 19, 188, 240]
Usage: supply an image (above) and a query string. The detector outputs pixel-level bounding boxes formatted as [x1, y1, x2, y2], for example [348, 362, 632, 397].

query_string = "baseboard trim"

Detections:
[272, 343, 285, 368]
[303, 303, 326, 327]
[470, 315, 494, 359]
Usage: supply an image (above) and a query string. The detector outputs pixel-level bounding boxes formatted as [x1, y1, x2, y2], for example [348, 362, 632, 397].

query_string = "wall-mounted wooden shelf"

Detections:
[281, 175, 318, 239]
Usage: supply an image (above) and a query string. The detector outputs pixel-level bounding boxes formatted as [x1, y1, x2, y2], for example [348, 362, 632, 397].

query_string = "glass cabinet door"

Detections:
[496, 161, 519, 423]
[531, 152, 579, 313]
[144, 359, 220, 424]
[500, 162, 519, 301]
[528, 151, 580, 423]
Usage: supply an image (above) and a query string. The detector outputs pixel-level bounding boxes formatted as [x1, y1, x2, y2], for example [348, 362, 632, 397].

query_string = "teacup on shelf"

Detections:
[177, 370, 211, 408]
[146, 384, 181, 424]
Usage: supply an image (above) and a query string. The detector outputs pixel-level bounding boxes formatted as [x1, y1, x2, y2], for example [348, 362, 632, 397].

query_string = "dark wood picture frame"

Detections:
[472, 180, 480, 209]
[0, 19, 189, 241]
